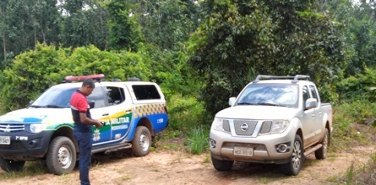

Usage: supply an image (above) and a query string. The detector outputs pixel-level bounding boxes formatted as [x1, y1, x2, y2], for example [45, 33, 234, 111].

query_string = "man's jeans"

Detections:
[74, 131, 93, 185]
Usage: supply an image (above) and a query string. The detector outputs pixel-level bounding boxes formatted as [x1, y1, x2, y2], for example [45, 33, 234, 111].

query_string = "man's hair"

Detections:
[82, 79, 95, 88]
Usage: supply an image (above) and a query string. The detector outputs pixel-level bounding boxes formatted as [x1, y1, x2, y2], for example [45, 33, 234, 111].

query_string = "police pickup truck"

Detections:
[209, 75, 332, 175]
[0, 74, 168, 175]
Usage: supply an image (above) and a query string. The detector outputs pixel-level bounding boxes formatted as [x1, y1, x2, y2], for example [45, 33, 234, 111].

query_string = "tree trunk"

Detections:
[3, 32, 6, 62]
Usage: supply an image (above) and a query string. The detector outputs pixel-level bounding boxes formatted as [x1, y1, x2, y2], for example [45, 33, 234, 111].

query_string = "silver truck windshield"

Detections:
[236, 84, 298, 108]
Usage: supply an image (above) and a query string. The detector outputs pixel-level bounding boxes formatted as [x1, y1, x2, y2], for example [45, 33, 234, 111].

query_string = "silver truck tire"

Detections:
[132, 126, 151, 157]
[0, 157, 25, 172]
[46, 136, 76, 175]
[211, 153, 233, 171]
[315, 128, 329, 160]
[282, 134, 304, 176]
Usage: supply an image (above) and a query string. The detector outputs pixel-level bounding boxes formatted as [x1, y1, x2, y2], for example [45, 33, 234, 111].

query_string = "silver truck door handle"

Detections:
[102, 113, 109, 116]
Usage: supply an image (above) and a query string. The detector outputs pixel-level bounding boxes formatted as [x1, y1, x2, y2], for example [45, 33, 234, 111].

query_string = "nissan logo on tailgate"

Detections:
[240, 123, 248, 131]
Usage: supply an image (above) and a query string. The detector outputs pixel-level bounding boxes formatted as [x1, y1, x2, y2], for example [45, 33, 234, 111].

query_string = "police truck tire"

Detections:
[132, 126, 151, 157]
[0, 157, 25, 172]
[46, 136, 76, 175]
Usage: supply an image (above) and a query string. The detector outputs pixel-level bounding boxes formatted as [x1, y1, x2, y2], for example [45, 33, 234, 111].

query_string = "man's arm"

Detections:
[79, 112, 103, 128]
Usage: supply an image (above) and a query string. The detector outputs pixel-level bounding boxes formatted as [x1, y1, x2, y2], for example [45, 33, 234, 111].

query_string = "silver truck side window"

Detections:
[309, 85, 318, 100]
[302, 85, 310, 104]
[132, 85, 161, 100]
[106, 86, 125, 105]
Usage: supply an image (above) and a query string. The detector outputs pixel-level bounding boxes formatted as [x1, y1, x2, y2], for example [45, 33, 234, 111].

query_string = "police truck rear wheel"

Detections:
[0, 157, 25, 172]
[46, 136, 76, 175]
[132, 126, 151, 157]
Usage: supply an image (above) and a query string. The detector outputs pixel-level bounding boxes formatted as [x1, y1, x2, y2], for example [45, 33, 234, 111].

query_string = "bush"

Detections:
[337, 68, 376, 102]
[0, 44, 69, 112]
[0, 44, 152, 113]
[167, 94, 207, 132]
[185, 125, 209, 154]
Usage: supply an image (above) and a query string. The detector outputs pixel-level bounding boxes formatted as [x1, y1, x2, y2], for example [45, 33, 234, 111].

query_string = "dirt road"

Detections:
[0, 145, 374, 185]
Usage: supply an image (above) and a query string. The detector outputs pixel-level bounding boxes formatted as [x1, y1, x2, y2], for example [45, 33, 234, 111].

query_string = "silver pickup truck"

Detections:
[209, 75, 332, 175]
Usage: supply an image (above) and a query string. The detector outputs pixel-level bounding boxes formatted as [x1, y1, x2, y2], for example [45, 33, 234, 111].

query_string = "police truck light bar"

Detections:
[64, 74, 105, 82]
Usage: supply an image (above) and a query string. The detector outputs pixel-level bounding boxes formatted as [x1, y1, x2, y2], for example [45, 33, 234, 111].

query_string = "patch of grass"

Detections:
[185, 125, 209, 154]
[154, 129, 185, 151]
[332, 101, 376, 151]
[335, 153, 376, 185]
[116, 174, 132, 182]
[203, 153, 210, 164]
[257, 176, 275, 184]
[0, 161, 46, 179]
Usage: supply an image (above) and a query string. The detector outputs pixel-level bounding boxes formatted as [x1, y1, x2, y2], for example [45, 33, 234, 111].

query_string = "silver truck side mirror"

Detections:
[305, 98, 318, 110]
[229, 97, 236, 106]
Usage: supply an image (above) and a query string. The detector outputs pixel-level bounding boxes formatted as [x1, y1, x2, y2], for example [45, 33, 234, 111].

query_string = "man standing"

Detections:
[70, 79, 103, 185]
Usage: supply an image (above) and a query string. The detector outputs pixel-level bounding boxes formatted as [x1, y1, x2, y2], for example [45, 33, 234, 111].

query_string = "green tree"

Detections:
[0, 0, 61, 68]
[189, 0, 344, 115]
[60, 0, 108, 49]
[106, 0, 142, 51]
[137, 0, 200, 50]
[0, 0, 9, 66]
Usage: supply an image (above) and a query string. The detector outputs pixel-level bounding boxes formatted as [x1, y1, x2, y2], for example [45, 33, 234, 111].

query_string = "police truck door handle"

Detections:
[102, 113, 109, 116]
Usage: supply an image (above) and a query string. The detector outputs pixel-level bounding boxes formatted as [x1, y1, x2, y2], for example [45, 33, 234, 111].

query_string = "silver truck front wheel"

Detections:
[282, 135, 304, 176]
[211, 153, 233, 171]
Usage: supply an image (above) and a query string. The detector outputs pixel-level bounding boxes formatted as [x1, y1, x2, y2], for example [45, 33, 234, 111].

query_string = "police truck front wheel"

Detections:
[46, 136, 76, 175]
[0, 157, 25, 172]
[132, 126, 151, 157]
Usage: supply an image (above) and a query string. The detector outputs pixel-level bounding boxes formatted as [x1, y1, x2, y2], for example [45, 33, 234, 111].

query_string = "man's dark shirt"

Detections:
[70, 90, 92, 133]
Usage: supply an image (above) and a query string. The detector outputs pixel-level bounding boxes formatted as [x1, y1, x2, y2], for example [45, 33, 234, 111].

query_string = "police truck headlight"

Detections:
[29, 124, 47, 133]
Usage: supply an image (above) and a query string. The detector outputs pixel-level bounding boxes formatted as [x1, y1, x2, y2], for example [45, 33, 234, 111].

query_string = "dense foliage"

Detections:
[189, 0, 345, 114]
[0, 0, 375, 155]
[0, 44, 152, 112]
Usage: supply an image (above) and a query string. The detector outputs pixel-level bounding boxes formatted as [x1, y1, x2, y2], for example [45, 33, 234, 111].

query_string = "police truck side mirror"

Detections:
[89, 101, 95, 109]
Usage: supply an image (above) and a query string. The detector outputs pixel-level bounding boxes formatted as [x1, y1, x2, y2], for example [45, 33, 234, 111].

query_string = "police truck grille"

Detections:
[0, 124, 25, 132]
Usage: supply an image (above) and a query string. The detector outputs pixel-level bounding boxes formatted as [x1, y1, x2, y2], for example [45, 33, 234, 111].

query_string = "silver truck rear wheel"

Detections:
[282, 135, 303, 176]
[0, 157, 25, 172]
[211, 153, 233, 171]
[132, 126, 151, 157]
[315, 128, 329, 159]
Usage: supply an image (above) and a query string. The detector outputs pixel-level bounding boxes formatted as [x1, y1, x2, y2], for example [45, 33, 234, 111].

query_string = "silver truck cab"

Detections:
[209, 75, 332, 176]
